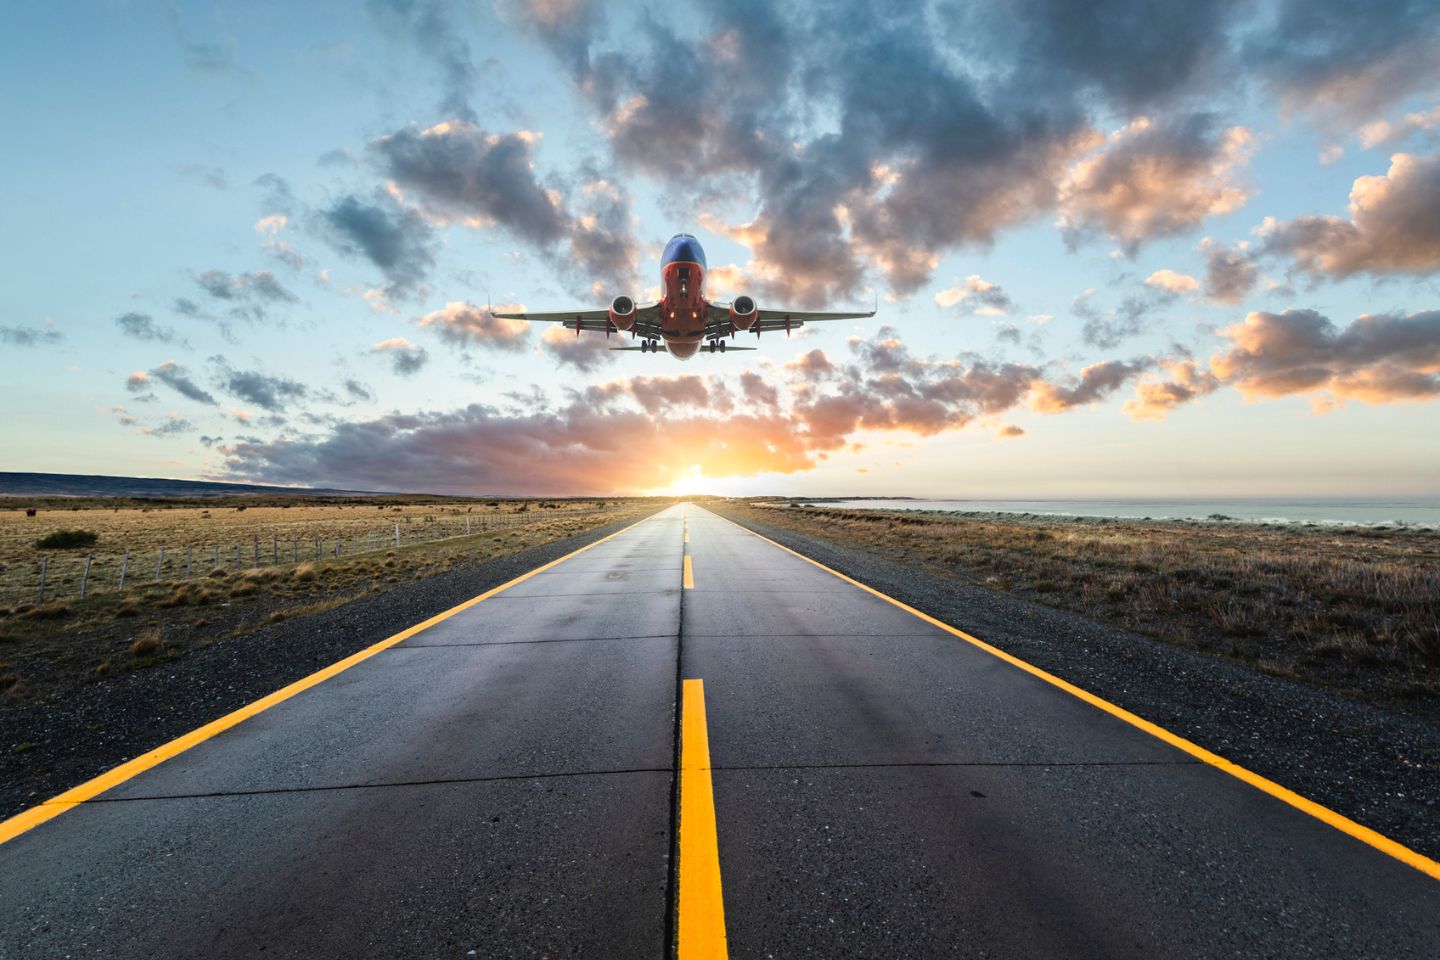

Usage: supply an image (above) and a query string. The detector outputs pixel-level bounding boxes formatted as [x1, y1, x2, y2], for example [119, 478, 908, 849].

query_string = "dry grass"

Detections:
[0, 496, 663, 701]
[726, 503, 1440, 709]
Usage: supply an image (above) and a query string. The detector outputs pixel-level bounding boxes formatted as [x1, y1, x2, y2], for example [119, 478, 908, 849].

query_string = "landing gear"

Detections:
[641, 339, 652, 353]
[706, 340, 728, 355]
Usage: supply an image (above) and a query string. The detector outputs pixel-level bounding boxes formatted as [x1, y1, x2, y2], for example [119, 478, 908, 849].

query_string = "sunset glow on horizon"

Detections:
[3, 2, 1438, 498]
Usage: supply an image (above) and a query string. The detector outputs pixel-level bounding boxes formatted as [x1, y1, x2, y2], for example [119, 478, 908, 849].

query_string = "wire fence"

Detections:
[13, 507, 621, 606]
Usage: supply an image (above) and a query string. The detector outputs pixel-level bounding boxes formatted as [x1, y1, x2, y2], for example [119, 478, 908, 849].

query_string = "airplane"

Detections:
[493, 233, 876, 359]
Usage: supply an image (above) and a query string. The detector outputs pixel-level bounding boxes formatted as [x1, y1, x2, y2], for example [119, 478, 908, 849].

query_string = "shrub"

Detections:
[36, 529, 98, 549]
[130, 627, 162, 657]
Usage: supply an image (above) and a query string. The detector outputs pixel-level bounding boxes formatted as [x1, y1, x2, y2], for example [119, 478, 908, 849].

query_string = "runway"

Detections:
[1, 504, 1436, 958]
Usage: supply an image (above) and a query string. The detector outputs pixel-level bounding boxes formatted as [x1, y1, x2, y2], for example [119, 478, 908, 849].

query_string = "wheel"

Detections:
[719, 340, 727, 353]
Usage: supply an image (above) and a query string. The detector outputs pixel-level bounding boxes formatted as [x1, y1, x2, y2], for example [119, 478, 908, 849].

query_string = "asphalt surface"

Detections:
[1, 505, 1437, 958]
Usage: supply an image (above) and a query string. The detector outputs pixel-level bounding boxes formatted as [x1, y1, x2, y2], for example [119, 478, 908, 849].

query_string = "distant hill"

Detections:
[0, 472, 378, 499]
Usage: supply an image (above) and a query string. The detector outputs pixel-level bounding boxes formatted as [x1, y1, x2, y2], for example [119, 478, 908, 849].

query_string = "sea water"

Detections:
[819, 498, 1440, 528]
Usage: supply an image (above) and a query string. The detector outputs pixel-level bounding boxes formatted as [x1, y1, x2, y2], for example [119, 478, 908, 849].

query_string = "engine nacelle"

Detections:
[609, 295, 637, 331]
[729, 294, 758, 330]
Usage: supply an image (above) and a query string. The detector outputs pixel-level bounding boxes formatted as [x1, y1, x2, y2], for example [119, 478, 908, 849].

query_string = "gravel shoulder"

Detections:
[0, 512, 656, 819]
[709, 504, 1440, 863]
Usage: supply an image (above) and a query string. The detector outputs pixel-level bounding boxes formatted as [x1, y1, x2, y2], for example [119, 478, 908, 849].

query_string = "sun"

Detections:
[652, 464, 705, 497]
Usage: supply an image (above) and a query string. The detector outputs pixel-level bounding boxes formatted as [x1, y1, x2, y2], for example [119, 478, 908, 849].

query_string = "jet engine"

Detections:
[608, 295, 637, 331]
[729, 295, 758, 330]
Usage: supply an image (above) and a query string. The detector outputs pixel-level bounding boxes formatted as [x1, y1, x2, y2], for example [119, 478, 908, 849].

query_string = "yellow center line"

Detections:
[709, 509, 1440, 883]
[0, 513, 661, 849]
[678, 678, 729, 959]
[683, 554, 695, 589]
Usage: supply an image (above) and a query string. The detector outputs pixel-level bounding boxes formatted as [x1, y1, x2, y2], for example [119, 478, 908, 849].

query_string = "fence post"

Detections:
[212, 544, 219, 567]
[292, 537, 298, 563]
[466, 517, 471, 535]
[235, 542, 241, 566]
[395, 523, 400, 548]
[186, 544, 193, 578]
[36, 556, 48, 603]
[314, 534, 320, 560]
[80, 554, 92, 599]
[155, 547, 165, 581]
[272, 536, 278, 565]
[119, 550, 130, 591]
[253, 535, 260, 568]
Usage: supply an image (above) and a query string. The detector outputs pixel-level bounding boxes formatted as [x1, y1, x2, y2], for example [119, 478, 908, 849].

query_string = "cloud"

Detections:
[998, 424, 1026, 438]
[1058, 114, 1253, 252]
[133, 361, 217, 405]
[1030, 359, 1150, 413]
[1144, 269, 1199, 294]
[1359, 104, 1440, 150]
[199, 435, 223, 447]
[366, 0, 478, 122]
[372, 121, 640, 292]
[168, 7, 239, 75]
[372, 337, 430, 376]
[175, 165, 228, 189]
[318, 191, 437, 297]
[344, 379, 376, 402]
[1200, 238, 1258, 303]
[216, 364, 308, 412]
[255, 214, 305, 270]
[1073, 290, 1159, 350]
[419, 301, 531, 351]
[1124, 360, 1221, 420]
[934, 275, 1012, 315]
[1258, 152, 1440, 278]
[1244, 0, 1440, 127]
[143, 414, 195, 437]
[115, 312, 182, 344]
[1210, 308, 1440, 407]
[195, 269, 299, 325]
[221, 330, 1163, 494]
[0, 320, 62, 347]
[541, 324, 615, 372]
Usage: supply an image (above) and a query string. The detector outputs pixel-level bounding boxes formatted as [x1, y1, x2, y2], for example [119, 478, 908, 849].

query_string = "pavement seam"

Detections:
[663, 508, 687, 960]
[72, 767, 675, 804]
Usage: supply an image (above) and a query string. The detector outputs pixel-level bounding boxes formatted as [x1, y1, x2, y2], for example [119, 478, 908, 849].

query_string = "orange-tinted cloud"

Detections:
[419, 301, 531, 350]
[1124, 360, 1221, 420]
[1058, 115, 1253, 251]
[1210, 308, 1440, 406]
[1259, 152, 1440, 278]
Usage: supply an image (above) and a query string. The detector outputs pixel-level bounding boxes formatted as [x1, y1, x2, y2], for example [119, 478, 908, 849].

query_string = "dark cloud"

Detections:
[372, 337, 430, 376]
[197, 269, 298, 303]
[1244, 0, 1440, 126]
[371, 122, 639, 292]
[1200, 239, 1259, 303]
[115, 312, 182, 344]
[986, 0, 1242, 111]
[199, 435, 223, 447]
[344, 379, 376, 402]
[541, 325, 614, 372]
[132, 361, 217, 405]
[143, 415, 195, 437]
[254, 174, 297, 216]
[1073, 290, 1164, 350]
[318, 191, 437, 297]
[1211, 308, 1440, 406]
[168, 8, 239, 76]
[366, 0, 478, 122]
[1031, 359, 1151, 413]
[1259, 152, 1440, 279]
[174, 297, 204, 318]
[216, 364, 309, 412]
[0, 321, 62, 347]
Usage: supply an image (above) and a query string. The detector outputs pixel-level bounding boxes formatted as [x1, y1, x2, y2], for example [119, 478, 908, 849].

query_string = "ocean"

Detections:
[818, 498, 1440, 528]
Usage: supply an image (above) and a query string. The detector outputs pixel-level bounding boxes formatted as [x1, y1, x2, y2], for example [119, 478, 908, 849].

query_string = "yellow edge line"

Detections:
[683, 554, 695, 589]
[712, 510, 1440, 883]
[0, 512, 659, 848]
[678, 678, 729, 959]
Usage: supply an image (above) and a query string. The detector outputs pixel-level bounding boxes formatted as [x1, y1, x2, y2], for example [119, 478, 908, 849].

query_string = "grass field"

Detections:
[0, 496, 663, 700]
[722, 502, 1440, 712]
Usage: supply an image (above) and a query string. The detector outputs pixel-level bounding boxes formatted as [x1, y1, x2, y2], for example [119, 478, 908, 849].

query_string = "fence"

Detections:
[14, 507, 620, 606]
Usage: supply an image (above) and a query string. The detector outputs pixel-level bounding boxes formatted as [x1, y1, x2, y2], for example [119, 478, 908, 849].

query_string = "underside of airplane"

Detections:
[493, 234, 875, 359]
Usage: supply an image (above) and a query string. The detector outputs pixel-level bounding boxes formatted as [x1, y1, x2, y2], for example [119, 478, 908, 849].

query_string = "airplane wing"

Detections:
[494, 303, 665, 341]
[703, 302, 875, 340]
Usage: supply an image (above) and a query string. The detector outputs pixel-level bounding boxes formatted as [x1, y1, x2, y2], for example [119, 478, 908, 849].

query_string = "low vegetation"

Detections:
[35, 529, 98, 549]
[0, 496, 664, 701]
[720, 502, 1440, 714]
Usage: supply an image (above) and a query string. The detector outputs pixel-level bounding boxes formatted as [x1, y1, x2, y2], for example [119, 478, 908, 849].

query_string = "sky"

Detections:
[2, 0, 1439, 498]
